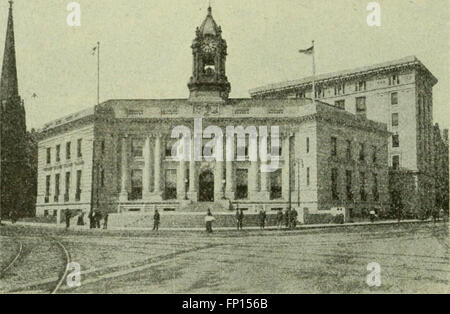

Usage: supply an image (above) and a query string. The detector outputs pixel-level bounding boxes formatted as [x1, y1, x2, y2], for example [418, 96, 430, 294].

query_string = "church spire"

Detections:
[0, 0, 19, 101]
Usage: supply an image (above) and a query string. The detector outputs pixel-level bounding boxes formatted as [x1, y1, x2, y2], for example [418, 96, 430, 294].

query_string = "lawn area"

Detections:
[0, 222, 448, 294]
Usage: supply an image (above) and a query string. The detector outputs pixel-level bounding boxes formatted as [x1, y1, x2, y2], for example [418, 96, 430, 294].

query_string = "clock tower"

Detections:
[188, 6, 231, 103]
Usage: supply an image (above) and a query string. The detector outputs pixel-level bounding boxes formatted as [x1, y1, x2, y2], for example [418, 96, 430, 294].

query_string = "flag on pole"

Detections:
[299, 41, 316, 105]
[299, 46, 314, 55]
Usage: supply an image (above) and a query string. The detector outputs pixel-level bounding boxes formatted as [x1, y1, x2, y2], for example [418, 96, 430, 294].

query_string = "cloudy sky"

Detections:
[1, 0, 449, 130]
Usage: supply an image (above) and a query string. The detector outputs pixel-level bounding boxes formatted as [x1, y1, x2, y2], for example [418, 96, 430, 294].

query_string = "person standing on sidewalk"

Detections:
[284, 208, 291, 229]
[103, 212, 109, 229]
[236, 209, 244, 231]
[259, 209, 267, 230]
[276, 210, 283, 229]
[65, 209, 71, 229]
[153, 209, 160, 231]
[205, 209, 215, 233]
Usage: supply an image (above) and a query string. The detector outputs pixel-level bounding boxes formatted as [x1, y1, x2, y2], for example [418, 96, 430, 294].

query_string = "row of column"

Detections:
[119, 133, 292, 202]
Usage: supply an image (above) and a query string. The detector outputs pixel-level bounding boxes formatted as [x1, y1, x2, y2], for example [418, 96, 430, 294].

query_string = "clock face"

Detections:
[202, 40, 218, 53]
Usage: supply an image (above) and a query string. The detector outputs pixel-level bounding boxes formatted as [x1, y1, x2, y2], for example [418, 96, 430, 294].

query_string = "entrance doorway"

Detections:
[199, 170, 214, 202]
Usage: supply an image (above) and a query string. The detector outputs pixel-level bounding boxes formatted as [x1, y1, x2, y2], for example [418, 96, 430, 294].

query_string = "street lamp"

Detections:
[293, 158, 304, 210]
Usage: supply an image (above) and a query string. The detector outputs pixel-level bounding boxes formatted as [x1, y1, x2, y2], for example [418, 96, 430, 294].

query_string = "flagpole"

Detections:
[311, 40, 316, 106]
[97, 41, 100, 105]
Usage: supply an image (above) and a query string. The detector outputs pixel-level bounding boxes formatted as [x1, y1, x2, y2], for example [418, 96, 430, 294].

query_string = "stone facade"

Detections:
[35, 7, 390, 221]
[250, 56, 445, 213]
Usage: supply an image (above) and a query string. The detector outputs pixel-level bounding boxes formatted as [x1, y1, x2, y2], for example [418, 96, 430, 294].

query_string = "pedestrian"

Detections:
[77, 212, 85, 226]
[284, 208, 291, 229]
[432, 208, 439, 223]
[236, 209, 244, 230]
[276, 210, 283, 229]
[103, 212, 109, 229]
[65, 209, 71, 229]
[369, 209, 376, 223]
[259, 209, 267, 230]
[153, 209, 160, 231]
[291, 208, 298, 229]
[95, 211, 102, 229]
[205, 209, 215, 233]
[88, 211, 94, 229]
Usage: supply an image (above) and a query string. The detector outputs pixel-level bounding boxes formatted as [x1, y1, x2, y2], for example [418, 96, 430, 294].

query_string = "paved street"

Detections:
[0, 222, 448, 293]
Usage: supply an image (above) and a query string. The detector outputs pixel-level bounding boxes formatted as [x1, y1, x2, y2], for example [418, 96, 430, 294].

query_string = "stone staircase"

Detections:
[179, 201, 230, 213]
[108, 211, 279, 229]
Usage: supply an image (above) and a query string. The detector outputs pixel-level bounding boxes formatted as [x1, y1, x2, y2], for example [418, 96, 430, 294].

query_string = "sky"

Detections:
[0, 0, 449, 130]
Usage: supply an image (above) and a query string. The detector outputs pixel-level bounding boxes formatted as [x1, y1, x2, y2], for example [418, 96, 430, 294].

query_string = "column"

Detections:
[225, 134, 235, 199]
[178, 138, 187, 200]
[142, 136, 152, 199]
[260, 133, 270, 201]
[214, 137, 224, 200]
[282, 134, 291, 201]
[188, 135, 198, 201]
[153, 135, 163, 200]
[248, 134, 259, 199]
[119, 136, 129, 201]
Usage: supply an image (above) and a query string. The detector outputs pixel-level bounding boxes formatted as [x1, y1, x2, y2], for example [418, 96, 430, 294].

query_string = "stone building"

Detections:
[250, 56, 444, 214]
[35, 7, 390, 222]
[0, 2, 27, 219]
[433, 125, 449, 213]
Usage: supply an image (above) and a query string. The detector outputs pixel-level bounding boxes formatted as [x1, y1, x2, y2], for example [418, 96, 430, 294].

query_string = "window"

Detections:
[389, 74, 400, 85]
[65, 172, 71, 202]
[55, 174, 60, 202]
[101, 140, 105, 155]
[306, 167, 310, 186]
[56, 145, 61, 162]
[346, 140, 352, 160]
[392, 134, 399, 148]
[391, 92, 398, 105]
[334, 83, 345, 96]
[45, 175, 51, 203]
[77, 139, 82, 158]
[165, 139, 176, 158]
[392, 155, 400, 170]
[355, 81, 366, 92]
[372, 146, 377, 163]
[392, 113, 399, 127]
[76, 170, 82, 201]
[132, 138, 144, 158]
[372, 173, 379, 201]
[359, 143, 365, 161]
[66, 142, 71, 160]
[356, 97, 366, 114]
[331, 168, 339, 200]
[360, 172, 366, 201]
[130, 169, 143, 200]
[164, 169, 177, 200]
[270, 169, 282, 200]
[315, 87, 324, 98]
[46, 148, 51, 164]
[306, 137, 310, 154]
[335, 100, 345, 110]
[346, 170, 353, 200]
[101, 169, 105, 187]
[237, 169, 249, 200]
[331, 137, 337, 156]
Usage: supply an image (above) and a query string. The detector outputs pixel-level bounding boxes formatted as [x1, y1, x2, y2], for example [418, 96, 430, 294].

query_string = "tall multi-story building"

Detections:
[35, 6, 390, 225]
[250, 56, 442, 214]
[433, 125, 449, 212]
[0, 1, 27, 219]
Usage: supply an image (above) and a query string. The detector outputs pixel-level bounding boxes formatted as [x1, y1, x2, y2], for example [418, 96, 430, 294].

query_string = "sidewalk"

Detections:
[1, 218, 435, 233]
